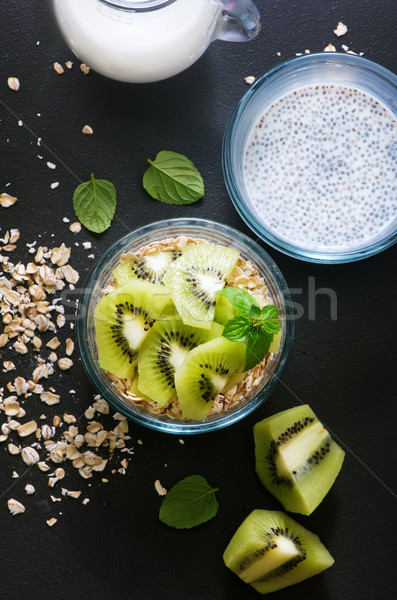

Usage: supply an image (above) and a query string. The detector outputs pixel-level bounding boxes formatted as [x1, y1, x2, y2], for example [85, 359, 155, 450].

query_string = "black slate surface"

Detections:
[0, 1, 396, 599]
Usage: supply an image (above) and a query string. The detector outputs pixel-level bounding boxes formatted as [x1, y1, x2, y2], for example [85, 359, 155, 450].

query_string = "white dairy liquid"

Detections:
[244, 84, 397, 251]
[53, 0, 221, 83]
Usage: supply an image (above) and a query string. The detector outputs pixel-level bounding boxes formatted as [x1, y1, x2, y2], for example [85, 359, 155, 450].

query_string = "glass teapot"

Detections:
[53, 0, 260, 83]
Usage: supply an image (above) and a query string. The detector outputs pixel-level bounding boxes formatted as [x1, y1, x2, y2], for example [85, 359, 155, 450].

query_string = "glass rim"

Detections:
[222, 53, 397, 264]
[99, 0, 176, 11]
[76, 218, 295, 434]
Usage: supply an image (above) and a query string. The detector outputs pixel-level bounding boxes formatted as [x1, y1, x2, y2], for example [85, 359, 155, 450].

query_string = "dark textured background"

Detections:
[0, 1, 396, 599]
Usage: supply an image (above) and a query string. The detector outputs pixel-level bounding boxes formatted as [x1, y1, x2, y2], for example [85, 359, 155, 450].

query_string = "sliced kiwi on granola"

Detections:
[174, 336, 246, 420]
[136, 317, 223, 406]
[253, 404, 345, 515]
[112, 250, 182, 286]
[94, 280, 171, 379]
[223, 509, 334, 594]
[163, 243, 239, 330]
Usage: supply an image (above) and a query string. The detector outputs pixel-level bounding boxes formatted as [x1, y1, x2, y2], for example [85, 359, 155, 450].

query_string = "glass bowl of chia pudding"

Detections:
[223, 53, 397, 263]
[77, 218, 294, 434]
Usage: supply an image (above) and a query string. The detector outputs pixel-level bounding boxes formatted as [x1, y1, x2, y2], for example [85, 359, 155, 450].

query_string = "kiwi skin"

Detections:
[223, 509, 334, 595]
[253, 404, 345, 515]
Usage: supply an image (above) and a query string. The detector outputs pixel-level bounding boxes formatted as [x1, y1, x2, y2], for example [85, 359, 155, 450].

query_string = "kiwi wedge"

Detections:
[223, 509, 334, 594]
[136, 317, 223, 406]
[112, 250, 182, 286]
[94, 280, 172, 379]
[253, 405, 345, 515]
[174, 336, 246, 420]
[162, 243, 239, 329]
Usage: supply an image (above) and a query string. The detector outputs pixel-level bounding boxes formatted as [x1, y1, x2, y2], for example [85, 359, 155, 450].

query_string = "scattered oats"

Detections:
[102, 478, 109, 483]
[295, 53, 302, 56]
[341, 44, 349, 52]
[88, 254, 95, 259]
[65, 61, 73, 69]
[51, 182, 60, 190]
[54, 467, 65, 479]
[82, 125, 94, 135]
[47, 161, 56, 170]
[120, 458, 128, 469]
[304, 49, 310, 54]
[62, 217, 70, 223]
[41, 424, 53, 440]
[57, 314, 66, 328]
[40, 391, 60, 405]
[8, 498, 25, 515]
[25, 484, 35, 495]
[80, 63, 91, 75]
[154, 479, 167, 496]
[65, 338, 74, 356]
[18, 120, 23, 127]
[37, 461, 51, 472]
[85, 406, 95, 420]
[346, 50, 358, 55]
[48, 352, 58, 363]
[69, 221, 82, 234]
[0, 193, 17, 208]
[46, 336, 61, 350]
[334, 21, 348, 37]
[17, 420, 38, 437]
[53, 62, 64, 75]
[137, 439, 143, 445]
[3, 361, 16, 371]
[67, 490, 82, 499]
[46, 517, 57, 526]
[178, 439, 184, 445]
[324, 43, 336, 52]
[0, 434, 8, 442]
[244, 75, 255, 85]
[58, 357, 73, 370]
[22, 446, 40, 465]
[276, 51, 281, 57]
[0, 333, 8, 347]
[37, 137, 41, 146]
[8, 443, 21, 455]
[82, 241, 92, 249]
[63, 413, 76, 424]
[48, 477, 59, 488]
[53, 415, 62, 427]
[7, 77, 20, 91]
[50, 495, 62, 502]
[12, 471, 19, 478]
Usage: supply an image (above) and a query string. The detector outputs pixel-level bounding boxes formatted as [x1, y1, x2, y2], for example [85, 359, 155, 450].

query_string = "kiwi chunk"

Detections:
[223, 509, 334, 594]
[94, 280, 172, 379]
[174, 336, 246, 420]
[254, 405, 345, 515]
[112, 250, 182, 287]
[136, 317, 223, 407]
[162, 243, 239, 330]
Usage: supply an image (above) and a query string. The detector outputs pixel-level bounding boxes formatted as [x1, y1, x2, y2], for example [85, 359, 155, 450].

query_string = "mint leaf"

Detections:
[216, 287, 259, 316]
[222, 316, 252, 342]
[143, 150, 204, 205]
[73, 174, 117, 233]
[244, 333, 271, 371]
[159, 475, 219, 529]
[260, 305, 282, 335]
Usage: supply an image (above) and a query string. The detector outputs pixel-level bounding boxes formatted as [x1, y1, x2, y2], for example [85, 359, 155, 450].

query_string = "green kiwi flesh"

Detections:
[94, 280, 172, 379]
[136, 317, 223, 407]
[174, 336, 246, 420]
[162, 244, 239, 330]
[112, 250, 182, 286]
[254, 405, 345, 515]
[223, 509, 334, 594]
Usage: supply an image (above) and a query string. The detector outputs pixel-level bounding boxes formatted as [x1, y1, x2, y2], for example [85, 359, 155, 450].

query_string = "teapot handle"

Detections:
[215, 0, 261, 42]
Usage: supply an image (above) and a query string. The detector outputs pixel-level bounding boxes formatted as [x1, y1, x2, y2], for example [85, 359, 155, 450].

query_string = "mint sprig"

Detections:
[159, 475, 219, 529]
[73, 174, 117, 233]
[216, 288, 281, 371]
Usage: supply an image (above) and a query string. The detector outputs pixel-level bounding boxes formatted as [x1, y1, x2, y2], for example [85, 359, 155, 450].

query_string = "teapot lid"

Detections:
[101, 0, 177, 10]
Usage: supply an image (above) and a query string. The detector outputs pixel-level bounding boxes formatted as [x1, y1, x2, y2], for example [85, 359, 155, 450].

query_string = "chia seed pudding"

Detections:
[244, 84, 397, 251]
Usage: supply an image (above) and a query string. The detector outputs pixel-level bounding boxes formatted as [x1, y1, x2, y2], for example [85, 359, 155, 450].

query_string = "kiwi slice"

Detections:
[136, 317, 223, 406]
[253, 405, 345, 516]
[112, 250, 182, 287]
[94, 280, 172, 379]
[223, 509, 334, 594]
[162, 243, 239, 330]
[174, 336, 246, 420]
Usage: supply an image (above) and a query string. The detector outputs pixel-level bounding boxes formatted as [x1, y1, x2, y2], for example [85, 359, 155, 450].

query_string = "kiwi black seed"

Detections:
[112, 250, 182, 286]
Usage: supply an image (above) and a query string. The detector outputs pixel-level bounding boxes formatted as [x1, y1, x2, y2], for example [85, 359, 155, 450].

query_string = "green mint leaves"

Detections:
[143, 150, 204, 205]
[159, 475, 219, 529]
[73, 174, 117, 233]
[216, 288, 281, 372]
